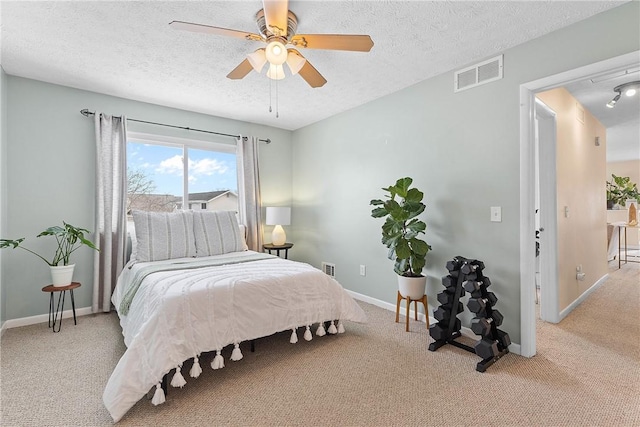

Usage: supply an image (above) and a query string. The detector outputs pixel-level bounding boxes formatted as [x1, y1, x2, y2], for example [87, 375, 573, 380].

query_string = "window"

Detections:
[126, 132, 238, 215]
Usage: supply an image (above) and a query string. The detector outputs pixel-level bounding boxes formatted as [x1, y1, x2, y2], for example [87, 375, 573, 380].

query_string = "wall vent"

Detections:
[321, 262, 336, 277]
[454, 55, 503, 92]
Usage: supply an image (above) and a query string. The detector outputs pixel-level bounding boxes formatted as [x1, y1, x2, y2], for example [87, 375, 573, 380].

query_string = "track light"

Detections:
[606, 80, 640, 108]
[606, 94, 620, 108]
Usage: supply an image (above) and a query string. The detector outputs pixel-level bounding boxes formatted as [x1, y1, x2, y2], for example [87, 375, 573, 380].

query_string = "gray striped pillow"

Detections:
[132, 210, 196, 262]
[193, 211, 245, 256]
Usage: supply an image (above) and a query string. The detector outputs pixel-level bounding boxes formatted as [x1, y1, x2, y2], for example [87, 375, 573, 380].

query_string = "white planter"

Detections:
[397, 275, 427, 300]
[51, 264, 75, 287]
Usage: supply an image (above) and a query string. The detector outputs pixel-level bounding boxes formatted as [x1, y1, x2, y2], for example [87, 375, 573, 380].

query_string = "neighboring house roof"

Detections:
[128, 190, 237, 212]
[188, 190, 237, 203]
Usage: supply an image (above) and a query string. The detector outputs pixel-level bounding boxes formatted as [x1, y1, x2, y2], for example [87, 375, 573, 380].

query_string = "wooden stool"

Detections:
[395, 291, 429, 332]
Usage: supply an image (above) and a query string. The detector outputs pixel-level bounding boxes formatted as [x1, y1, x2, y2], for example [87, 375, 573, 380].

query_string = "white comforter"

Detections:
[104, 251, 367, 422]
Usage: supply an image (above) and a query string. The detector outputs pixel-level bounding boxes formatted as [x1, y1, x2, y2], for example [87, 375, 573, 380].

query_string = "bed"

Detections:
[103, 210, 367, 422]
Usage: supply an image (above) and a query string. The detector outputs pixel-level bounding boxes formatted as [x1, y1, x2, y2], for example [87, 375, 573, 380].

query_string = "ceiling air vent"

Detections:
[454, 55, 503, 93]
[322, 262, 335, 278]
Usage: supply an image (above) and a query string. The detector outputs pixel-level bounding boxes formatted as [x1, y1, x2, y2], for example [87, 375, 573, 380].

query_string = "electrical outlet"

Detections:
[359, 265, 366, 276]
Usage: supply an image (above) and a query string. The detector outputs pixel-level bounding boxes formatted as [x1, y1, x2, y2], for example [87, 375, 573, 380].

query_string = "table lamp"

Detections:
[266, 207, 291, 246]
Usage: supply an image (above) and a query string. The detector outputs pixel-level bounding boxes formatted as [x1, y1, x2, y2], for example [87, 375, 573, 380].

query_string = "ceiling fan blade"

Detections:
[169, 21, 263, 42]
[227, 59, 254, 80]
[293, 53, 327, 88]
[262, 0, 289, 37]
[290, 34, 374, 52]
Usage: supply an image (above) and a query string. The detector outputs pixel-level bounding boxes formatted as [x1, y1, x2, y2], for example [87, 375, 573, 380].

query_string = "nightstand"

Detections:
[263, 243, 293, 259]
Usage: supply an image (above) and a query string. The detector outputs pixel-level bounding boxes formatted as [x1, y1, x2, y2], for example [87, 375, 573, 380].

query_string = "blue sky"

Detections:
[127, 142, 237, 196]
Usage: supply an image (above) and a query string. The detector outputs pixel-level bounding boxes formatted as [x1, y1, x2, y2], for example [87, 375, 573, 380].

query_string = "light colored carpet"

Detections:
[1, 262, 638, 426]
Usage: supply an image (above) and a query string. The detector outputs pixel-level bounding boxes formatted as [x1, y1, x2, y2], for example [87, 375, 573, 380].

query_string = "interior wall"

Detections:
[290, 2, 639, 346]
[3, 76, 293, 321]
[536, 88, 608, 311]
[0, 66, 7, 326]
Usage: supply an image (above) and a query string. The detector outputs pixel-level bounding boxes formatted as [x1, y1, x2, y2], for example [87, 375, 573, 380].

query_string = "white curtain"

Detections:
[236, 136, 263, 251]
[93, 114, 128, 313]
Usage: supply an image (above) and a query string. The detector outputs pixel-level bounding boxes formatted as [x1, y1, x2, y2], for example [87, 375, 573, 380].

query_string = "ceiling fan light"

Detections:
[266, 64, 285, 80]
[247, 49, 267, 73]
[265, 40, 288, 65]
[286, 51, 306, 75]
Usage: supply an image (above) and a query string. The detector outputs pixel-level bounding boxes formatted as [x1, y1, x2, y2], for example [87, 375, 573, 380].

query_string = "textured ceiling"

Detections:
[0, 1, 629, 131]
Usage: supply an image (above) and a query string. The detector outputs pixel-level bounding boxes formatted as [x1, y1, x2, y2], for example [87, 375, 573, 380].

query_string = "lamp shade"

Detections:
[247, 49, 267, 73]
[286, 50, 306, 75]
[266, 207, 291, 226]
[266, 64, 285, 80]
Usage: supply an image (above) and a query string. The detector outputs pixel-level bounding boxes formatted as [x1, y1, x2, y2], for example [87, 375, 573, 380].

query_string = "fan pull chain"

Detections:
[269, 76, 273, 113]
[275, 77, 279, 118]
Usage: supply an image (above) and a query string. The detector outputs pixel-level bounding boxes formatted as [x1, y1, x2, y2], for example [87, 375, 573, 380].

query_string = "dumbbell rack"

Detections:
[428, 256, 509, 372]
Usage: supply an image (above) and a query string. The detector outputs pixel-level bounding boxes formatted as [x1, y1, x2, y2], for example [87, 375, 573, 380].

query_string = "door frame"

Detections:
[519, 50, 640, 358]
[535, 98, 559, 324]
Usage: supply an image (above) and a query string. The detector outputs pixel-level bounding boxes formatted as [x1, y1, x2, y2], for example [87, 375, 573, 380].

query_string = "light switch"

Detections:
[491, 206, 502, 222]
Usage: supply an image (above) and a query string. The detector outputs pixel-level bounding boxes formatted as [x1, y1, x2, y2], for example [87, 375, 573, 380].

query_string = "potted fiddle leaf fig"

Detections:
[1, 222, 98, 287]
[370, 177, 432, 299]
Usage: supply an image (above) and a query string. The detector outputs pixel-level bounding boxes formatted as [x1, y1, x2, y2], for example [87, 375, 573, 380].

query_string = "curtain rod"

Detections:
[80, 109, 271, 144]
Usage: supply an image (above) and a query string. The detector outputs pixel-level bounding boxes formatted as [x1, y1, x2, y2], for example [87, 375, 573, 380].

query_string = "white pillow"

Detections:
[238, 224, 249, 251]
[132, 210, 196, 262]
[193, 211, 246, 256]
[127, 221, 138, 262]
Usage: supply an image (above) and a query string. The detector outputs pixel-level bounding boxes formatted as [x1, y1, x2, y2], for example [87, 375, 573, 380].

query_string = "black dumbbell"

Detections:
[437, 290, 455, 305]
[446, 259, 463, 273]
[441, 275, 458, 292]
[463, 280, 482, 293]
[461, 262, 480, 275]
[441, 301, 464, 314]
[474, 338, 499, 360]
[470, 310, 504, 336]
[429, 324, 449, 341]
[433, 306, 452, 322]
[467, 294, 499, 315]
[463, 278, 492, 293]
[433, 305, 462, 322]
[430, 318, 462, 341]
[471, 260, 485, 270]
[495, 329, 511, 350]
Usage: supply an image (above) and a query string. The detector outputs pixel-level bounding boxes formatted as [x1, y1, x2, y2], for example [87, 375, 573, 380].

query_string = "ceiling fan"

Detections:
[169, 0, 374, 88]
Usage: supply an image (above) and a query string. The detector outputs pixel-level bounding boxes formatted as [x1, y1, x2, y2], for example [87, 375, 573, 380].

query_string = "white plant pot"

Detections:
[51, 264, 75, 287]
[397, 275, 427, 300]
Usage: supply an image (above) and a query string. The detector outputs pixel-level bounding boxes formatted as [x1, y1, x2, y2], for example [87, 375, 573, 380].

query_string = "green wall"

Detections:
[290, 2, 640, 345]
[2, 76, 292, 321]
[1, 66, 7, 325]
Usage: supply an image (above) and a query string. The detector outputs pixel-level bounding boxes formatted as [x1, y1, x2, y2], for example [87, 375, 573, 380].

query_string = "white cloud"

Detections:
[156, 155, 184, 175]
[189, 158, 228, 176]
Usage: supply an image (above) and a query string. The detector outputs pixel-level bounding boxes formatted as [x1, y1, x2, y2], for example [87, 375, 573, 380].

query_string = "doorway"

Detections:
[519, 50, 640, 358]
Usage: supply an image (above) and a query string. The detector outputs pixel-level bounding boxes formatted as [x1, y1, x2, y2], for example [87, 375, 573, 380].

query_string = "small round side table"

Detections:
[42, 282, 81, 333]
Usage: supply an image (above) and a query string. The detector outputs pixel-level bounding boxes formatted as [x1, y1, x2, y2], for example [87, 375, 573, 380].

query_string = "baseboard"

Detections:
[346, 289, 521, 356]
[2, 306, 93, 331]
[559, 273, 608, 321]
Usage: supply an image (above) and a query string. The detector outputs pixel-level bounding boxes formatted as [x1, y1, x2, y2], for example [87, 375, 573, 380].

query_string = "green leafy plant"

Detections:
[370, 177, 432, 277]
[606, 174, 640, 207]
[0, 222, 98, 266]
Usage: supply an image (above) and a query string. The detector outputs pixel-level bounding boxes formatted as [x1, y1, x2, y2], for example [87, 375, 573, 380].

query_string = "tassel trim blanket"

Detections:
[104, 251, 367, 422]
